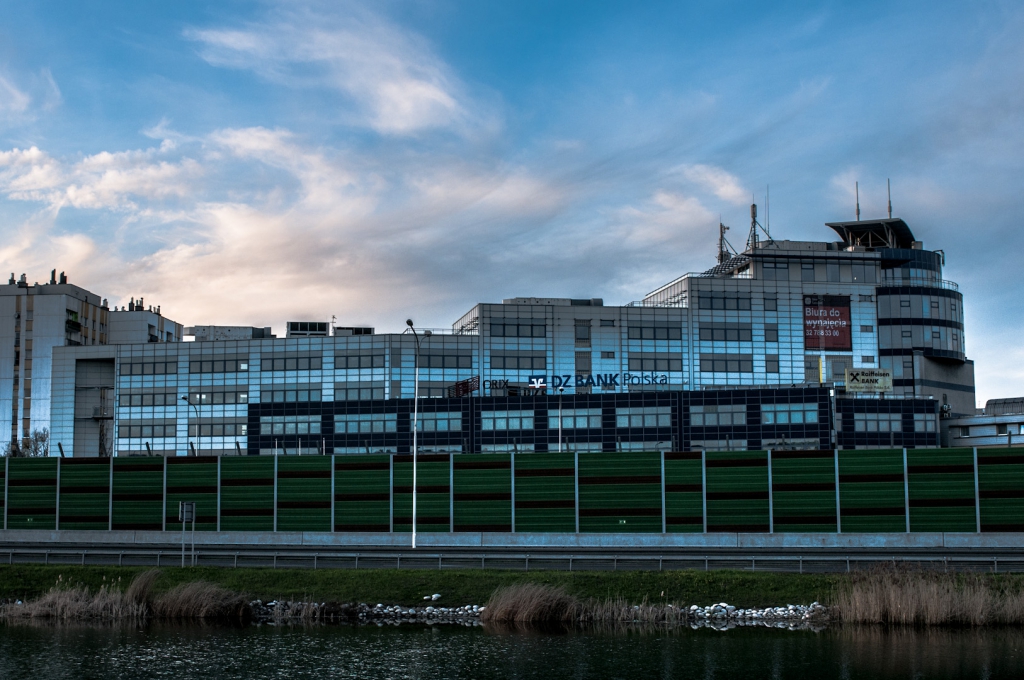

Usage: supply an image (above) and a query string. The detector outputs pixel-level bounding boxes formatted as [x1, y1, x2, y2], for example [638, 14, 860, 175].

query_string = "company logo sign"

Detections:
[845, 368, 893, 393]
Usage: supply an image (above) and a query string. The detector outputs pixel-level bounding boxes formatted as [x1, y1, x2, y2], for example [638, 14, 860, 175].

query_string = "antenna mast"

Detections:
[747, 203, 759, 251]
[855, 181, 861, 221]
[887, 178, 892, 218]
[717, 222, 735, 264]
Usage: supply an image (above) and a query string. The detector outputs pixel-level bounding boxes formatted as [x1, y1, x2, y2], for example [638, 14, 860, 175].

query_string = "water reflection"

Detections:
[1, 622, 1023, 679]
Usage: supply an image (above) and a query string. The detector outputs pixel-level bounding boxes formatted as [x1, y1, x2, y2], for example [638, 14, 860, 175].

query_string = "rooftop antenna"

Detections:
[887, 178, 892, 219]
[747, 201, 759, 251]
[855, 181, 861, 222]
[766, 185, 770, 233]
[717, 220, 737, 264]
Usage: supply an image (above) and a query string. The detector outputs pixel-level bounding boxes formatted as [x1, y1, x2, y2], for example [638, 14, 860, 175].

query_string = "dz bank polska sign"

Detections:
[482, 373, 671, 393]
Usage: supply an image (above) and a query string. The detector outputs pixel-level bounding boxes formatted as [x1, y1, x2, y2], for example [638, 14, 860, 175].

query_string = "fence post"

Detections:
[701, 449, 707, 534]
[973, 447, 981, 533]
[661, 450, 667, 534]
[903, 447, 910, 533]
[55, 458, 61, 531]
[216, 456, 221, 532]
[3, 456, 8, 530]
[273, 454, 278, 532]
[767, 450, 774, 534]
[834, 449, 842, 533]
[510, 451, 516, 534]
[108, 457, 114, 531]
[449, 453, 454, 533]
[162, 456, 167, 532]
[574, 451, 580, 534]
[330, 454, 336, 533]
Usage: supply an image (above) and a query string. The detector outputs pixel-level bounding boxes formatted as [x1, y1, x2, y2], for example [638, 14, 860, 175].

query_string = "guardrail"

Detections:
[3, 549, 1022, 573]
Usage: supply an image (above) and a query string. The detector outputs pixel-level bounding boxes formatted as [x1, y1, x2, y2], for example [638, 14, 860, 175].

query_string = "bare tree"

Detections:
[6, 428, 50, 457]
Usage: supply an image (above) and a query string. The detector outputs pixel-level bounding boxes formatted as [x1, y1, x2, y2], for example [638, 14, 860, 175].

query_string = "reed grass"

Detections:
[0, 569, 159, 622]
[834, 566, 1024, 625]
[481, 583, 692, 627]
[151, 581, 250, 620]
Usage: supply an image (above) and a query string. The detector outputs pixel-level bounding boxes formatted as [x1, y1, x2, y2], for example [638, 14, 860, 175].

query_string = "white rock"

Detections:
[432, 594, 441, 601]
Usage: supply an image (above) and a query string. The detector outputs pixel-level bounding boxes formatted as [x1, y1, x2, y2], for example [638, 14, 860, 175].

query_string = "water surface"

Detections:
[2, 622, 1024, 679]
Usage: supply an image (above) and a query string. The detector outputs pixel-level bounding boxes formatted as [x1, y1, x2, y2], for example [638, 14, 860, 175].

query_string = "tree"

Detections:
[4, 428, 50, 457]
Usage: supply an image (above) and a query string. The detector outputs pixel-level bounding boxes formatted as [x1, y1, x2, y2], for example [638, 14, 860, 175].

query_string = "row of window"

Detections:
[120, 392, 177, 407]
[761, 403, 819, 425]
[615, 407, 672, 428]
[491, 355, 545, 370]
[627, 326, 683, 341]
[262, 389, 322, 403]
[120, 361, 178, 376]
[690, 404, 746, 427]
[335, 413, 397, 433]
[548, 408, 602, 430]
[627, 357, 683, 372]
[481, 410, 534, 431]
[698, 293, 753, 311]
[187, 391, 249, 405]
[415, 412, 463, 432]
[699, 354, 754, 373]
[260, 415, 322, 435]
[118, 424, 175, 438]
[490, 323, 546, 338]
[262, 357, 323, 371]
[337, 387, 386, 401]
[189, 423, 248, 437]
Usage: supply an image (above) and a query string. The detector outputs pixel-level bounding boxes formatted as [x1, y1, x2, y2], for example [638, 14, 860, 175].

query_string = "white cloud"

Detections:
[677, 164, 748, 205]
[0, 75, 31, 114]
[185, 4, 474, 135]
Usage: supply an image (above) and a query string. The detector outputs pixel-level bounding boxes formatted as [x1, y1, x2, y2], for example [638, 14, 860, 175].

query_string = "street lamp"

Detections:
[405, 319, 431, 549]
[557, 386, 565, 453]
[181, 395, 199, 456]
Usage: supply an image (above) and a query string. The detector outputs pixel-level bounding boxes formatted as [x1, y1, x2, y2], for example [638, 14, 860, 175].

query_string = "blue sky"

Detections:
[0, 0, 1021, 405]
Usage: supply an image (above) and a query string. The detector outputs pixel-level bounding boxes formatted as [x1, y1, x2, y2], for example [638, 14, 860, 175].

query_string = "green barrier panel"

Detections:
[771, 450, 837, 533]
[453, 454, 511, 532]
[165, 457, 218, 531]
[513, 451, 576, 532]
[393, 454, 450, 532]
[112, 457, 164, 530]
[6, 458, 58, 530]
[705, 450, 770, 532]
[578, 451, 661, 533]
[334, 455, 391, 532]
[58, 458, 110, 530]
[0, 460, 5, 524]
[277, 456, 332, 532]
[664, 452, 703, 533]
[220, 456, 274, 532]
[907, 447, 976, 532]
[839, 449, 907, 533]
[978, 448, 1024, 532]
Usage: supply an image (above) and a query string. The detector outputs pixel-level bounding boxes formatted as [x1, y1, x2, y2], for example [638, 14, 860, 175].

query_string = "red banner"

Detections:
[803, 295, 852, 351]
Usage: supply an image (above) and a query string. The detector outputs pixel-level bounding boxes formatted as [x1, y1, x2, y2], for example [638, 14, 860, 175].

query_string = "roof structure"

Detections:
[825, 218, 917, 249]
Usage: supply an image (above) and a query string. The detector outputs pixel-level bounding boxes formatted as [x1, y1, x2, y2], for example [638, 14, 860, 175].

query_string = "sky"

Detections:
[0, 0, 1021, 406]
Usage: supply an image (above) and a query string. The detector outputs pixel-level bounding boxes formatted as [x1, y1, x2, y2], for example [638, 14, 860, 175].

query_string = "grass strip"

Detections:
[0, 565, 843, 607]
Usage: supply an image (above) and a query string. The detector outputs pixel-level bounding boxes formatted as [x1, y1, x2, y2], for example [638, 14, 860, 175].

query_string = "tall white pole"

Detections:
[558, 389, 563, 453]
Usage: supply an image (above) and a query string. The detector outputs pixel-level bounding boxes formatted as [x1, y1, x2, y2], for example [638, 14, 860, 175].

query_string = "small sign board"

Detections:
[845, 368, 893, 393]
[178, 501, 196, 523]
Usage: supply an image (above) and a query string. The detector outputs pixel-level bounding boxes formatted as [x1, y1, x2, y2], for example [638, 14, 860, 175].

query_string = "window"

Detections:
[764, 296, 778, 312]
[334, 413, 396, 433]
[118, 423, 176, 438]
[490, 322, 546, 337]
[547, 408, 601, 429]
[860, 325, 874, 333]
[698, 324, 753, 342]
[189, 422, 248, 437]
[491, 354, 546, 370]
[261, 388, 322, 403]
[915, 414, 937, 433]
[853, 413, 902, 432]
[861, 356, 875, 364]
[415, 411, 462, 432]
[627, 356, 682, 371]
[627, 326, 682, 340]
[338, 387, 385, 401]
[119, 391, 178, 407]
[600, 319, 615, 327]
[902, 330, 913, 339]
[261, 415, 322, 435]
[601, 351, 615, 359]
[615, 407, 671, 428]
[261, 356, 324, 371]
[421, 354, 472, 369]
[698, 293, 752, 311]
[699, 354, 754, 372]
[335, 354, 384, 369]
[931, 300, 940, 310]
[482, 410, 534, 430]
[764, 324, 778, 343]
[690, 404, 745, 426]
[801, 263, 816, 282]
[931, 331, 941, 340]
[761, 403, 818, 425]
[762, 262, 789, 280]
[900, 300, 911, 308]
[766, 355, 780, 373]
[958, 426, 970, 438]
[190, 358, 250, 373]
[186, 391, 249, 405]
[120, 361, 178, 376]
[860, 294, 874, 302]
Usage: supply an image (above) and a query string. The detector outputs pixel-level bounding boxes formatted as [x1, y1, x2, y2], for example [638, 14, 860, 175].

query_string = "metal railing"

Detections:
[3, 548, 1022, 574]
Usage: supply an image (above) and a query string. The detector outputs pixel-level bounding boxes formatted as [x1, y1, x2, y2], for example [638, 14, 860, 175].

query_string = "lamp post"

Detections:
[558, 387, 565, 453]
[405, 320, 431, 549]
[181, 395, 200, 456]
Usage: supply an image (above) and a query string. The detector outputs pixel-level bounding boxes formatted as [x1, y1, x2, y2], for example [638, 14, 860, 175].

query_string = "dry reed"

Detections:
[152, 581, 250, 620]
[481, 583, 580, 624]
[834, 566, 1024, 625]
[1, 569, 159, 622]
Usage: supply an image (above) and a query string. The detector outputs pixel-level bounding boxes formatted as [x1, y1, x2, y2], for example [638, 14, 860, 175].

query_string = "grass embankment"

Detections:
[0, 566, 838, 608]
